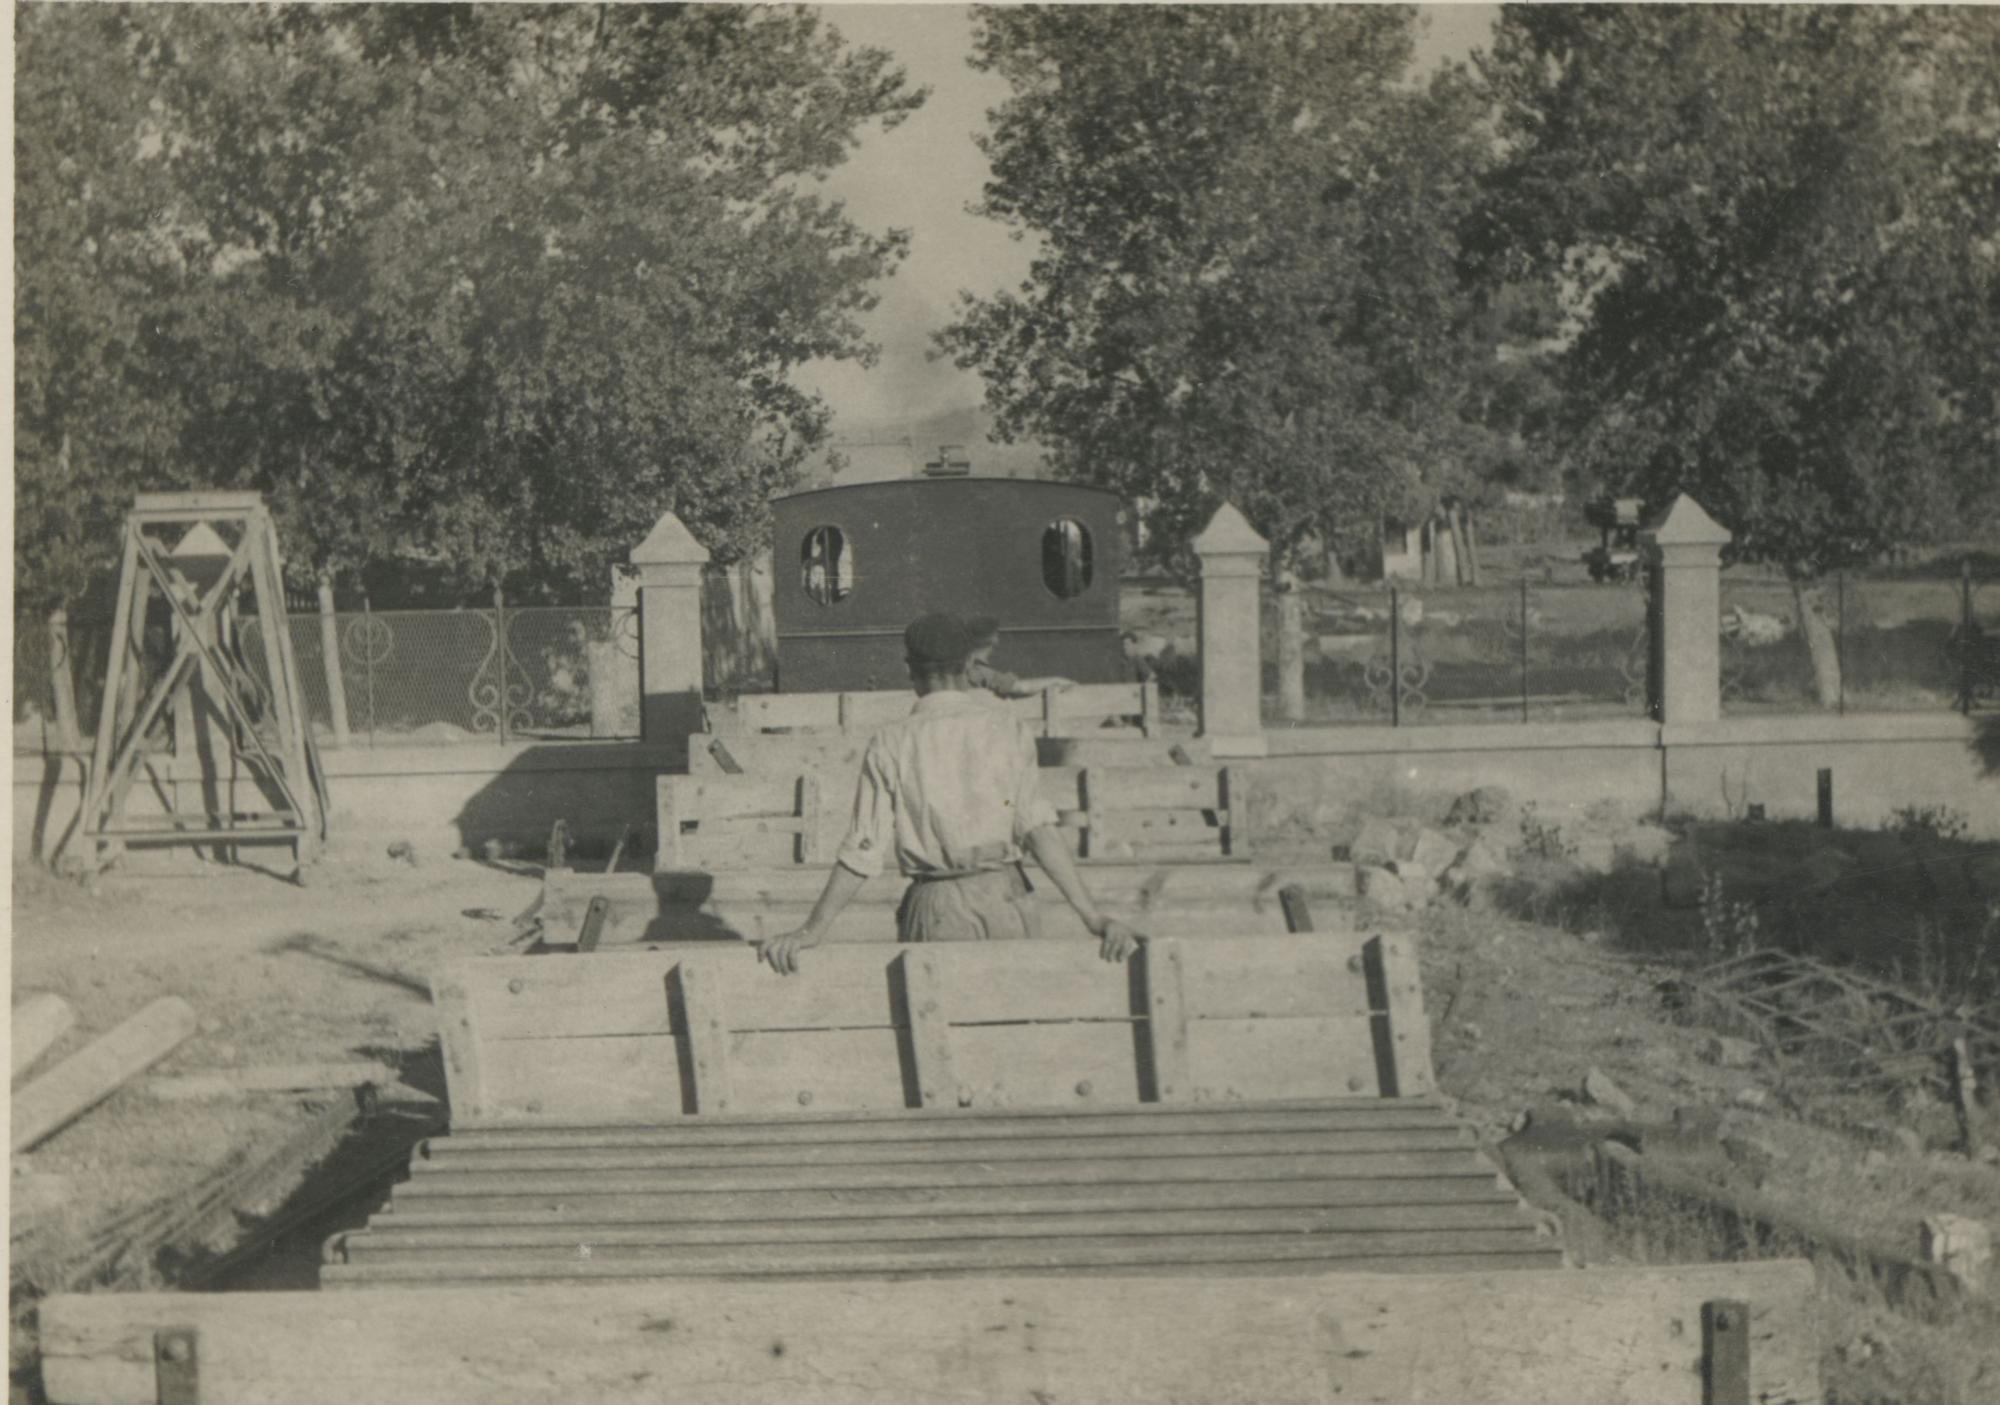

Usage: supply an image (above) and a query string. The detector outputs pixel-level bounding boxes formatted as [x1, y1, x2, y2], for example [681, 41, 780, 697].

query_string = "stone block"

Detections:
[1444, 785, 1516, 828]
[1350, 817, 1403, 867]
[1411, 827, 1461, 878]
[1921, 1214, 1991, 1293]
[1388, 860, 1434, 904]
[1581, 1067, 1637, 1117]
[1356, 865, 1410, 911]
[1701, 1035, 1760, 1069]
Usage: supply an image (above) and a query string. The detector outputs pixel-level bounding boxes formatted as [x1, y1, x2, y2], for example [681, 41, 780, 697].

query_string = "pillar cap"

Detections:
[1642, 494, 1731, 549]
[1193, 502, 1269, 556]
[630, 511, 710, 567]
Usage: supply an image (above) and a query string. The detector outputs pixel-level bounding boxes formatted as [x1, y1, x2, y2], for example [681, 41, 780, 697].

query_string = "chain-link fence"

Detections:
[1259, 579, 1652, 726]
[1719, 558, 2000, 715]
[14, 603, 642, 751]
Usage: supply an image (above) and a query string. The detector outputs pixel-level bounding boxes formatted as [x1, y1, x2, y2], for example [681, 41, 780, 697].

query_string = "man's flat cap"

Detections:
[904, 613, 973, 670]
[964, 614, 1001, 644]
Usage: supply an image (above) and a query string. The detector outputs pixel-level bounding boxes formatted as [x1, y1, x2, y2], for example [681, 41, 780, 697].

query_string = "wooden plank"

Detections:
[1080, 767, 1221, 810]
[899, 950, 958, 1110]
[949, 1021, 1144, 1110]
[432, 976, 490, 1122]
[389, 1148, 1496, 1199]
[406, 1127, 1472, 1175]
[671, 964, 732, 1114]
[734, 693, 842, 731]
[382, 1176, 1524, 1226]
[476, 1037, 682, 1124]
[144, 1062, 401, 1101]
[796, 776, 821, 864]
[722, 1028, 910, 1115]
[457, 957, 677, 1042]
[1176, 938, 1373, 1020]
[1144, 939, 1193, 1103]
[1185, 1018, 1385, 1101]
[11, 998, 198, 1153]
[329, 1227, 1555, 1277]
[545, 862, 1357, 916]
[443, 1098, 1458, 1147]
[345, 1201, 1536, 1253]
[1375, 932, 1438, 1098]
[12, 993, 77, 1080]
[323, 1229, 1559, 1283]
[1087, 808, 1227, 854]
[653, 774, 683, 869]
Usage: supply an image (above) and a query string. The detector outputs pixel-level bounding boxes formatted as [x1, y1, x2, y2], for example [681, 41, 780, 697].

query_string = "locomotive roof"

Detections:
[774, 476, 1122, 506]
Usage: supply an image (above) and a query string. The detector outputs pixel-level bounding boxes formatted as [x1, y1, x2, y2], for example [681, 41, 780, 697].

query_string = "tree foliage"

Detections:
[937, 6, 1505, 569]
[1476, 5, 2000, 573]
[14, 4, 924, 608]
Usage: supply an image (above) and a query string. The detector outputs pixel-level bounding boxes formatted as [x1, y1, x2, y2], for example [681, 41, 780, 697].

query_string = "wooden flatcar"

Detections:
[772, 476, 1127, 692]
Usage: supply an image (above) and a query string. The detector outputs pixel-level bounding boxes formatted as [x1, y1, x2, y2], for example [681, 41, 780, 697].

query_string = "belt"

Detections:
[906, 844, 1021, 884]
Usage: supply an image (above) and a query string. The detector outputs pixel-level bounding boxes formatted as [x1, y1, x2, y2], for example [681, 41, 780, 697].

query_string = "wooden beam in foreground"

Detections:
[41, 1262, 1817, 1405]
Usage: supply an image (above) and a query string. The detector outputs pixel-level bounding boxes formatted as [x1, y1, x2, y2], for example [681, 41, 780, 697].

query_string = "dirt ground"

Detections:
[10, 807, 2000, 1402]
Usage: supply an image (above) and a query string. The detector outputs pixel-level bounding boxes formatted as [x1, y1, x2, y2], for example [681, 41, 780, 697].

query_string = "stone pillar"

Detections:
[1193, 503, 1269, 756]
[1641, 494, 1732, 727]
[630, 511, 710, 752]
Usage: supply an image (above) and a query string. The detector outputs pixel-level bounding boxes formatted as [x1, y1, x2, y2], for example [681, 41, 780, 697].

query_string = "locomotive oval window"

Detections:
[1041, 517, 1094, 599]
[800, 526, 853, 605]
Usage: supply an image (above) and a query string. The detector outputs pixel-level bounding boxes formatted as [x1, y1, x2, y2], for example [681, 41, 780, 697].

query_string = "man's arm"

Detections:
[759, 737, 890, 975]
[1023, 825, 1141, 962]
[998, 675, 1076, 698]
[756, 863, 868, 975]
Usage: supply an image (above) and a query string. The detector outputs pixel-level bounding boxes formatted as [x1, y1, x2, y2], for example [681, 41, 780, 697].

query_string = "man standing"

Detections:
[758, 613, 1140, 974]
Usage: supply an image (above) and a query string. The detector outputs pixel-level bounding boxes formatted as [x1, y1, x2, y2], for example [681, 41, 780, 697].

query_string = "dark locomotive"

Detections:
[771, 476, 1127, 692]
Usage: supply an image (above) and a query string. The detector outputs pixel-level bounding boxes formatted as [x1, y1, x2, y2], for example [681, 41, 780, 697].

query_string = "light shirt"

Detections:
[833, 690, 1060, 881]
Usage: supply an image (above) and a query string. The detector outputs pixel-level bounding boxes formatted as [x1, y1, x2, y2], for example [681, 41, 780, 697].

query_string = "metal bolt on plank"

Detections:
[1702, 1298, 1750, 1405]
[155, 1327, 200, 1405]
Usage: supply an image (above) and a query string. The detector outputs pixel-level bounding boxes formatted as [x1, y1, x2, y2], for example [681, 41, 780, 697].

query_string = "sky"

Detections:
[793, 3, 1500, 436]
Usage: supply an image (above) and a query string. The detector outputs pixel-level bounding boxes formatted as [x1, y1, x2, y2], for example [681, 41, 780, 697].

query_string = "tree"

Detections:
[14, 4, 925, 612]
[1477, 5, 2000, 704]
[937, 7, 1503, 715]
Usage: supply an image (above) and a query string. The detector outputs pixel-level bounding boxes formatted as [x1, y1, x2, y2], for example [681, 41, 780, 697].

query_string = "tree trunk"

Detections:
[1455, 508, 1481, 587]
[317, 577, 351, 745]
[1274, 565, 1307, 722]
[1789, 575, 1842, 709]
[46, 608, 83, 753]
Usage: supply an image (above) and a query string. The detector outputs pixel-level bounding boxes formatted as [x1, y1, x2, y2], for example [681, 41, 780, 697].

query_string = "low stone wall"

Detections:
[14, 742, 682, 868]
[17, 710, 1996, 870]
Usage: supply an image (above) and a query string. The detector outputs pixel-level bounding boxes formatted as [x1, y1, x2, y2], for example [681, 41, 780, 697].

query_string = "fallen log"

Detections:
[11, 998, 197, 1153]
[12, 994, 77, 1080]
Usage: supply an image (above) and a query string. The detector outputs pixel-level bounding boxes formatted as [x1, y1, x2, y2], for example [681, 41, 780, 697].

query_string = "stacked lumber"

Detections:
[314, 933, 1561, 1287]
[326, 1099, 1557, 1286]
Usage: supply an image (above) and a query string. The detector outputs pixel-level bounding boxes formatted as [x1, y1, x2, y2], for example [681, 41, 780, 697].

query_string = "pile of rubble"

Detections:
[1341, 786, 1675, 913]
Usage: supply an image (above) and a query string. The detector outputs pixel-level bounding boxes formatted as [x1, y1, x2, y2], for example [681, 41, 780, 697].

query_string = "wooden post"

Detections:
[900, 951, 958, 1110]
[317, 577, 350, 746]
[11, 998, 198, 1153]
[1143, 939, 1192, 1103]
[47, 608, 83, 753]
[673, 964, 732, 1114]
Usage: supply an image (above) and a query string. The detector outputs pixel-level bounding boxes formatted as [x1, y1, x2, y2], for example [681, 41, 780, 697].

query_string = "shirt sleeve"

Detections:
[833, 736, 893, 879]
[1010, 720, 1060, 842]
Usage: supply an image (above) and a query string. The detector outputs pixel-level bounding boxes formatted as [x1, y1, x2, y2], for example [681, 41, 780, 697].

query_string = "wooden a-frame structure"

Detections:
[59, 493, 327, 878]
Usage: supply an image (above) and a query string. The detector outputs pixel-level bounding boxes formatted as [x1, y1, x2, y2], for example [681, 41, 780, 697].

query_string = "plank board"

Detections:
[387, 1149, 1498, 1200]
[344, 1201, 1532, 1253]
[43, 1265, 1817, 1405]
[437, 935, 1422, 1125]
[378, 1176, 1525, 1226]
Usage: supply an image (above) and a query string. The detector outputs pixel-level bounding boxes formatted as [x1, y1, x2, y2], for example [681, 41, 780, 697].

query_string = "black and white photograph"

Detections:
[8, 4, 2000, 1401]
